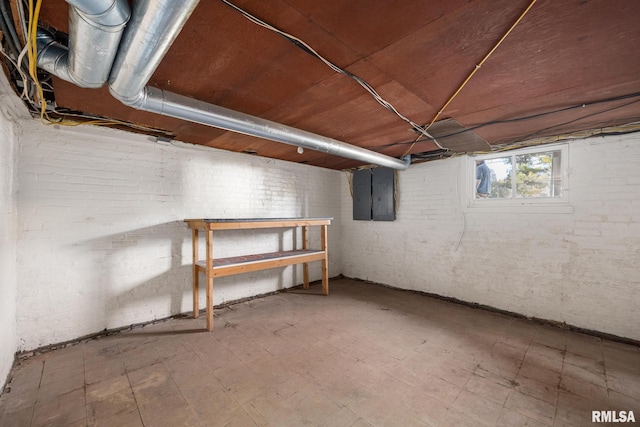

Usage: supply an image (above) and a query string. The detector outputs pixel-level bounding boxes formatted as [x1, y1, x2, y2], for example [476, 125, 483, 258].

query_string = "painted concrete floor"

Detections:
[1, 278, 639, 426]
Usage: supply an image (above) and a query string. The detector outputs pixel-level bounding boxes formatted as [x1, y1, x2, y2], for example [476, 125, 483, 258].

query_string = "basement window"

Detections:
[465, 144, 571, 213]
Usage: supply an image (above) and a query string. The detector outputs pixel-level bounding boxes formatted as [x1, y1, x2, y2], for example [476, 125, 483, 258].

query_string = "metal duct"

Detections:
[108, 0, 201, 106]
[35, 0, 411, 169]
[109, 0, 411, 170]
[36, 29, 72, 83]
[37, 0, 129, 88]
[126, 86, 413, 170]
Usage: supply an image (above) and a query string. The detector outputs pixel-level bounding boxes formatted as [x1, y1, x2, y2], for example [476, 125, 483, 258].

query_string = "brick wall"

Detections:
[341, 134, 640, 341]
[5, 80, 639, 366]
[0, 73, 25, 387]
[16, 123, 342, 351]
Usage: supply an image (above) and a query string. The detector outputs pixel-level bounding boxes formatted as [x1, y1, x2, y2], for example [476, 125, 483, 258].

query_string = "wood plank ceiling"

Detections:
[9, 0, 640, 169]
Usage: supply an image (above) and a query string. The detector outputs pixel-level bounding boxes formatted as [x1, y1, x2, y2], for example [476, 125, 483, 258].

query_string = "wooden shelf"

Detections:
[194, 249, 326, 278]
[185, 218, 331, 331]
[184, 217, 332, 230]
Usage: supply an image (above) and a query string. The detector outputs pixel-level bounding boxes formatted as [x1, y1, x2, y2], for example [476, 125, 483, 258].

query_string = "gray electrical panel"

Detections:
[353, 169, 372, 220]
[372, 167, 395, 221]
[353, 168, 395, 221]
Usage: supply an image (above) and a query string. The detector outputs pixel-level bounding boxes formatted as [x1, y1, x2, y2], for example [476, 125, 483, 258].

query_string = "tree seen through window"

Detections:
[476, 150, 562, 199]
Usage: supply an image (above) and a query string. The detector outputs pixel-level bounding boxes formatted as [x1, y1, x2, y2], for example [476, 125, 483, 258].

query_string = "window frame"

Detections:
[463, 143, 572, 213]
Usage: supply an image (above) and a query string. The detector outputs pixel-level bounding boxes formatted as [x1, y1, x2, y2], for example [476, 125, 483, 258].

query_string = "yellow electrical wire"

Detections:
[402, 0, 537, 157]
[26, 0, 50, 123]
[25, 0, 129, 128]
[23, 1, 160, 132]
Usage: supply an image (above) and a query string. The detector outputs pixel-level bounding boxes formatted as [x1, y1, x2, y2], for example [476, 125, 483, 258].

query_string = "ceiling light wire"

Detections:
[219, 0, 438, 144]
[401, 0, 537, 157]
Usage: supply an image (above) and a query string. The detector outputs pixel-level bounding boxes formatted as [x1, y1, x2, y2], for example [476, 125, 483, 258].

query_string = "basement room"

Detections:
[1, 0, 639, 426]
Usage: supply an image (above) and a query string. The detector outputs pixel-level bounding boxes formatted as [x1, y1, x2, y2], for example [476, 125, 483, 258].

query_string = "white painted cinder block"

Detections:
[15, 122, 342, 351]
[341, 134, 640, 341]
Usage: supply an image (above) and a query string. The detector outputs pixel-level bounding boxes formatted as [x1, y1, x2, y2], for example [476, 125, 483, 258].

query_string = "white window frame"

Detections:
[462, 143, 572, 214]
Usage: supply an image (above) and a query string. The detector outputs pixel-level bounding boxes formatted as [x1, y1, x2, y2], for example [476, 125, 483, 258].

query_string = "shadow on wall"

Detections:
[73, 220, 190, 329]
[73, 220, 300, 331]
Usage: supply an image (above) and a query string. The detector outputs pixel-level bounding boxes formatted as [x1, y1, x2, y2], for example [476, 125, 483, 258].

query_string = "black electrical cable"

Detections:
[505, 98, 640, 144]
[0, 12, 18, 57]
[379, 91, 640, 150]
[219, 0, 640, 155]
[447, 92, 640, 140]
[0, 0, 22, 56]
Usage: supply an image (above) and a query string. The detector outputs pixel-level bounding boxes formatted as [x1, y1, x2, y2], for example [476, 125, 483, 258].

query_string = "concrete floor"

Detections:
[1, 278, 639, 426]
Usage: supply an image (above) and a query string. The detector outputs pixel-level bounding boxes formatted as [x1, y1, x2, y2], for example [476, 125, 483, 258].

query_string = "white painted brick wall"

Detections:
[16, 122, 342, 351]
[5, 79, 639, 365]
[341, 133, 640, 341]
[0, 72, 27, 388]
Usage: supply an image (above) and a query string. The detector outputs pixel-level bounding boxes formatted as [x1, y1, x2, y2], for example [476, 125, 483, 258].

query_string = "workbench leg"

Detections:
[206, 230, 214, 331]
[192, 229, 199, 319]
[302, 226, 309, 289]
[321, 224, 329, 295]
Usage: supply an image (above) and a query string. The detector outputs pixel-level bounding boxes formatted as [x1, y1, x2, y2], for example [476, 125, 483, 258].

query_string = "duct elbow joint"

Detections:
[36, 29, 73, 84]
[401, 154, 412, 170]
[109, 86, 146, 109]
[110, 85, 164, 112]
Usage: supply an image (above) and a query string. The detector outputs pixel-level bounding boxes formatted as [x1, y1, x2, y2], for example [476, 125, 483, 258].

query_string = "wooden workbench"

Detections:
[184, 218, 332, 331]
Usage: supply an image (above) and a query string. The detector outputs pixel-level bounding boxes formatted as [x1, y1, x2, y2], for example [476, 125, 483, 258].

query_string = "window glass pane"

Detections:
[515, 151, 561, 198]
[476, 157, 511, 199]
